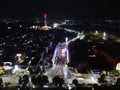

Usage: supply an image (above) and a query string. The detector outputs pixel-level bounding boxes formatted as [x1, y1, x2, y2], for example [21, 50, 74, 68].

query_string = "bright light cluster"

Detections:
[116, 62, 120, 70]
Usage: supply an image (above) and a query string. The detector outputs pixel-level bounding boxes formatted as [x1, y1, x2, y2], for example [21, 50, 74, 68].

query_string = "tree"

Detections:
[42, 75, 49, 85]
[22, 75, 29, 84]
[31, 76, 37, 85]
[52, 76, 64, 87]
[72, 79, 78, 87]
[116, 78, 120, 86]
[37, 75, 44, 87]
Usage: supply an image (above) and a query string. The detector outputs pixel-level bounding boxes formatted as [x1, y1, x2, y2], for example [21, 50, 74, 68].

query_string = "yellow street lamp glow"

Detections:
[116, 62, 120, 70]
[95, 31, 98, 34]
[103, 32, 106, 37]
[16, 53, 22, 57]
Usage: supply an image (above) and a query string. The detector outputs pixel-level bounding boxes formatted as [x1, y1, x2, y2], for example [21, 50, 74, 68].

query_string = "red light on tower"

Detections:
[34, 12, 50, 30]
[43, 13, 48, 30]
[44, 13, 47, 18]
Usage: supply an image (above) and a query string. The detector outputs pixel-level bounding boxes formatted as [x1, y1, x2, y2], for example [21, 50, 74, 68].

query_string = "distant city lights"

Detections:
[7, 27, 12, 29]
[103, 32, 107, 40]
[95, 31, 98, 34]
[65, 37, 68, 42]
[53, 23, 59, 28]
[15, 53, 24, 63]
[14, 65, 19, 70]
[13, 65, 19, 74]
[116, 62, 120, 70]
[16, 53, 22, 57]
[103, 32, 106, 37]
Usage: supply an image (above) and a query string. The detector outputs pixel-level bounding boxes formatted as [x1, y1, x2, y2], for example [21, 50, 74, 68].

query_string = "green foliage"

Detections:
[109, 70, 120, 76]
[0, 69, 4, 75]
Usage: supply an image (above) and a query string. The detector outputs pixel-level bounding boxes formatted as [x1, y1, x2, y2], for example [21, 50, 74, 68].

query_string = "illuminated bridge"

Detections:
[46, 43, 74, 78]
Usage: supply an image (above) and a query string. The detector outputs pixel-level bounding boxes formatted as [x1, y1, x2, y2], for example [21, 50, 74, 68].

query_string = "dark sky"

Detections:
[0, 0, 120, 18]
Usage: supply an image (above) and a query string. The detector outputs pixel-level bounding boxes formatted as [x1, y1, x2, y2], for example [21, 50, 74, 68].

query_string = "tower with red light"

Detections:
[44, 13, 48, 27]
[42, 13, 50, 30]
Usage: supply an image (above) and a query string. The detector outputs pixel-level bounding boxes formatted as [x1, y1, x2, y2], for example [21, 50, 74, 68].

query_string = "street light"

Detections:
[116, 62, 120, 70]
[103, 32, 107, 40]
[16, 53, 22, 61]
[65, 37, 68, 42]
[14, 65, 19, 70]
[53, 23, 59, 28]
[103, 32, 106, 37]
[95, 31, 98, 34]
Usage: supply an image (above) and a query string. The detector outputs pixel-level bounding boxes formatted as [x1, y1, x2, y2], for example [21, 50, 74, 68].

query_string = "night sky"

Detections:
[0, 0, 120, 18]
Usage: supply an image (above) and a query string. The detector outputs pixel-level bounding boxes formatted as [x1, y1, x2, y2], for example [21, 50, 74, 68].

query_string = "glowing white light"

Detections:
[80, 35, 85, 40]
[3, 66, 13, 70]
[14, 65, 19, 69]
[103, 32, 107, 40]
[95, 31, 98, 34]
[116, 62, 120, 70]
[16, 53, 22, 57]
[43, 85, 49, 88]
[32, 26, 35, 29]
[19, 25, 22, 28]
[7, 27, 11, 29]
[4, 62, 12, 66]
[65, 37, 68, 42]
[103, 32, 106, 36]
[53, 23, 58, 28]
[62, 48, 66, 54]
[13, 65, 20, 74]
